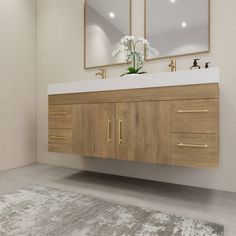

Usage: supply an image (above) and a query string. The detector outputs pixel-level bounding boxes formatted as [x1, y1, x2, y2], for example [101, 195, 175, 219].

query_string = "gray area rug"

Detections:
[0, 185, 224, 236]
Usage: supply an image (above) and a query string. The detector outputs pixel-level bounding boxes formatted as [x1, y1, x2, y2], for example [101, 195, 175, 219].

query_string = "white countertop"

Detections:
[48, 68, 220, 95]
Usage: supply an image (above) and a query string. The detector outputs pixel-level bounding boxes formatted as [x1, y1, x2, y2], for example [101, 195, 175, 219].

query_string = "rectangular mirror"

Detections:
[145, 0, 210, 60]
[84, 0, 131, 69]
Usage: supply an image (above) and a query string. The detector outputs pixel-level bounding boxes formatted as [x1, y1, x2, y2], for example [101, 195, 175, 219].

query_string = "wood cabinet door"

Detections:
[171, 133, 218, 168]
[48, 129, 72, 153]
[49, 105, 72, 129]
[171, 99, 218, 134]
[115, 101, 171, 164]
[72, 103, 115, 158]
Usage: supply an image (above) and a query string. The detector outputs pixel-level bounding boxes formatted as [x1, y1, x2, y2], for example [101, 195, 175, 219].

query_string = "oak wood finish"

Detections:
[171, 99, 219, 134]
[49, 105, 72, 129]
[48, 83, 219, 169]
[48, 129, 72, 153]
[49, 84, 219, 105]
[72, 103, 115, 158]
[115, 101, 171, 164]
[171, 133, 218, 168]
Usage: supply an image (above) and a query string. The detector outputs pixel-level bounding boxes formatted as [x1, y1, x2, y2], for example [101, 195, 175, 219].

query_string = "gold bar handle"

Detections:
[118, 119, 122, 144]
[107, 119, 112, 144]
[50, 136, 67, 140]
[177, 109, 209, 113]
[177, 143, 209, 148]
[50, 112, 68, 116]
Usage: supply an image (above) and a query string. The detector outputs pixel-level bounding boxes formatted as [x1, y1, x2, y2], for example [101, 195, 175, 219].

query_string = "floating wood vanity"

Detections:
[48, 68, 220, 169]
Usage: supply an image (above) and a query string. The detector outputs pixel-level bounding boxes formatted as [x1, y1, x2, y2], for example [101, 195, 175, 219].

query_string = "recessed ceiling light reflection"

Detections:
[170, 0, 176, 3]
[109, 12, 115, 19]
[182, 22, 187, 28]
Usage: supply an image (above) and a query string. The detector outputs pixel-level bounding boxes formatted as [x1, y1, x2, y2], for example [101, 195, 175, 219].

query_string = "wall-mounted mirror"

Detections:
[145, 0, 210, 60]
[84, 0, 131, 69]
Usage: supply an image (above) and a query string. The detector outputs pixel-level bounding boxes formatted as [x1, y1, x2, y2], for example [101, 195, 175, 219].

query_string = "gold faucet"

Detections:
[169, 59, 177, 72]
[95, 68, 107, 79]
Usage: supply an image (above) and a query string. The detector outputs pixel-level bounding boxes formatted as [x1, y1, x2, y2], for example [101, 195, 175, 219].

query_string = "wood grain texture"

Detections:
[48, 129, 72, 153]
[115, 101, 171, 164]
[72, 103, 115, 158]
[48, 83, 219, 169]
[49, 105, 72, 129]
[49, 83, 219, 105]
[171, 133, 218, 168]
[171, 99, 219, 134]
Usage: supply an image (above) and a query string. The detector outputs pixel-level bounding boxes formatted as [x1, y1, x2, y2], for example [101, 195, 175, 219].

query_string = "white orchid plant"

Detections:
[112, 36, 158, 76]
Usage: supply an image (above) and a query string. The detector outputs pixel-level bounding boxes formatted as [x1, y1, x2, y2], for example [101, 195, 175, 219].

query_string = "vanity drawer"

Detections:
[49, 105, 72, 129]
[171, 133, 218, 168]
[48, 129, 72, 153]
[171, 99, 218, 134]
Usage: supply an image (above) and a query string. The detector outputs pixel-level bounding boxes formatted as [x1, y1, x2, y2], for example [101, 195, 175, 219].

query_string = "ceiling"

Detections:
[147, 0, 209, 35]
[87, 0, 130, 35]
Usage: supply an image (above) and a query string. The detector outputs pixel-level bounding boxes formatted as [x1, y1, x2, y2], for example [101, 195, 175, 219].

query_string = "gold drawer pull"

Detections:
[50, 112, 68, 116]
[50, 135, 68, 140]
[177, 143, 209, 148]
[118, 119, 122, 144]
[177, 109, 209, 113]
[107, 119, 112, 144]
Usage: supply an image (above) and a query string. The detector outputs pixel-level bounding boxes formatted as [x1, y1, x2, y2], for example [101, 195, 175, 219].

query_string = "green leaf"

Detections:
[135, 67, 143, 73]
[121, 72, 134, 77]
[120, 73, 128, 77]
[121, 67, 147, 77]
[138, 71, 147, 74]
[128, 67, 136, 73]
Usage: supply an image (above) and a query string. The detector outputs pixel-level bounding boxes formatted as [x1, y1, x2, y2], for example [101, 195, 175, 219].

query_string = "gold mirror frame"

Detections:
[144, 0, 211, 61]
[84, 0, 132, 70]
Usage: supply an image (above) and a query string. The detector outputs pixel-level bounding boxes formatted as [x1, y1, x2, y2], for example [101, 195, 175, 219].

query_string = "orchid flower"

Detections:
[112, 36, 159, 76]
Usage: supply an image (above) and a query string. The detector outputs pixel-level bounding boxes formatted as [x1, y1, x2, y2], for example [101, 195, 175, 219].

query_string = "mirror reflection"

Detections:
[145, 0, 210, 60]
[85, 0, 131, 69]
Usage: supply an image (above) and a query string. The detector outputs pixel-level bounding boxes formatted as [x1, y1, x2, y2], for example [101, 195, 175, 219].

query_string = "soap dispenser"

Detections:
[205, 62, 211, 69]
[190, 59, 201, 70]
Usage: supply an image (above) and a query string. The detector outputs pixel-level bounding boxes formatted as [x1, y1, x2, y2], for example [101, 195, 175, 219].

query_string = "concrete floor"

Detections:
[0, 164, 235, 235]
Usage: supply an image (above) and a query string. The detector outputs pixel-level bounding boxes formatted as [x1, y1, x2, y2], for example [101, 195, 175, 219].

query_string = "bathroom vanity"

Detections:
[48, 68, 219, 169]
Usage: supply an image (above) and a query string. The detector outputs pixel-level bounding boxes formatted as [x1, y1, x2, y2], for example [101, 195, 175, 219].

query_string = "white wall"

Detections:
[37, 0, 236, 193]
[0, 0, 36, 171]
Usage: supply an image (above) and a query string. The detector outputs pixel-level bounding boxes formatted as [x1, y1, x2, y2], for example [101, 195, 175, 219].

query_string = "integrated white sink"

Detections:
[48, 68, 220, 95]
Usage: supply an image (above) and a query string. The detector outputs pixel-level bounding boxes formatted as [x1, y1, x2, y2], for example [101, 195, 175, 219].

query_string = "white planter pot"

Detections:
[123, 74, 141, 78]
